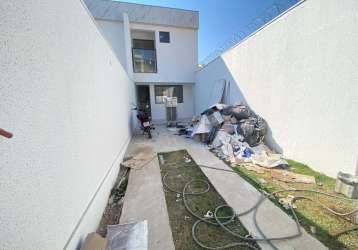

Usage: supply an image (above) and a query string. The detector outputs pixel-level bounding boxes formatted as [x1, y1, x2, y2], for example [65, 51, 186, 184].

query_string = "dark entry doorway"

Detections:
[137, 85, 151, 116]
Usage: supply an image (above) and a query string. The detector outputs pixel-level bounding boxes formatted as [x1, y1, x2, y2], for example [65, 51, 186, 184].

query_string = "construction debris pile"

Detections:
[179, 103, 289, 170]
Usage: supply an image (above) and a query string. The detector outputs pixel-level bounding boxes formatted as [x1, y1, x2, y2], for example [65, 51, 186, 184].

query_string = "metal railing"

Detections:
[200, 0, 303, 66]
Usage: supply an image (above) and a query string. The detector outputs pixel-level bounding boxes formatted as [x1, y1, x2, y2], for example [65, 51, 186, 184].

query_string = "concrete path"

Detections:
[121, 126, 327, 250]
[119, 139, 175, 250]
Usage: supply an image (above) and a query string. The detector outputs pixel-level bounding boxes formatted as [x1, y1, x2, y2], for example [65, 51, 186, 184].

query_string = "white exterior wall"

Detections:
[147, 84, 194, 122]
[195, 0, 358, 177]
[130, 23, 197, 122]
[0, 1, 135, 250]
[131, 23, 198, 83]
[96, 19, 126, 69]
[94, 20, 197, 122]
[94, 21, 198, 84]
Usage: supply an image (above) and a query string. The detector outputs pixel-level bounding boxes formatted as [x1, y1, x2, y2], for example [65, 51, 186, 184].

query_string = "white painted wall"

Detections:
[178, 84, 195, 120]
[0, 1, 135, 250]
[131, 30, 156, 40]
[93, 21, 198, 84]
[195, 0, 358, 177]
[96, 19, 126, 69]
[93, 17, 198, 123]
[130, 23, 198, 83]
[139, 84, 194, 122]
[122, 12, 134, 79]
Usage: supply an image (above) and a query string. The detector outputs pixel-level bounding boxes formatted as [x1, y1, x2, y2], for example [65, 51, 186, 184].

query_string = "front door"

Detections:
[137, 85, 151, 117]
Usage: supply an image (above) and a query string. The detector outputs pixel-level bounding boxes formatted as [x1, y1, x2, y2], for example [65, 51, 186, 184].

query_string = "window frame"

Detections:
[154, 85, 183, 104]
[131, 39, 157, 73]
[132, 39, 155, 49]
[159, 31, 170, 43]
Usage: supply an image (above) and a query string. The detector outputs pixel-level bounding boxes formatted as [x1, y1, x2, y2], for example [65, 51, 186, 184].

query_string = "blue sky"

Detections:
[120, 0, 297, 62]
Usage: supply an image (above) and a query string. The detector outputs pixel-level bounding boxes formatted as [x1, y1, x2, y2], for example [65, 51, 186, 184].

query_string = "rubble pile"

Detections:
[185, 103, 289, 169]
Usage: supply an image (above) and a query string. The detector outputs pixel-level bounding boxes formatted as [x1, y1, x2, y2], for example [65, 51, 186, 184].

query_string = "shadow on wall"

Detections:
[197, 57, 283, 153]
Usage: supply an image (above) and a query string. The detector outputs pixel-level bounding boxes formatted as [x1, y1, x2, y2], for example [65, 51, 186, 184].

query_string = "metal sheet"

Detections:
[106, 220, 148, 250]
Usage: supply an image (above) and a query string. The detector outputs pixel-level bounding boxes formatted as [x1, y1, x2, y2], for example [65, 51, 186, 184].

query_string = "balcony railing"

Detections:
[132, 48, 157, 73]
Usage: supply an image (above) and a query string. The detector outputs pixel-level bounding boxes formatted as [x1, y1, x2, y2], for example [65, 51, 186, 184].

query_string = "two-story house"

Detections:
[85, 0, 199, 123]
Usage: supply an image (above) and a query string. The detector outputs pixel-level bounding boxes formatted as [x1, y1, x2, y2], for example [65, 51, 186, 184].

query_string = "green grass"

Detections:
[218, 155, 358, 250]
[158, 150, 260, 250]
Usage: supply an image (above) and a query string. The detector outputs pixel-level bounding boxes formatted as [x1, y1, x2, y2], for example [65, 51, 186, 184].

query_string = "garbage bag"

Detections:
[256, 116, 267, 137]
[231, 105, 253, 120]
[221, 106, 233, 116]
[238, 116, 267, 147]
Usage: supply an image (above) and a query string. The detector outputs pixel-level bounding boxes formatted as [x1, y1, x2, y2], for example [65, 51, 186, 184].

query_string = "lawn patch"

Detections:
[158, 150, 260, 250]
[218, 156, 358, 250]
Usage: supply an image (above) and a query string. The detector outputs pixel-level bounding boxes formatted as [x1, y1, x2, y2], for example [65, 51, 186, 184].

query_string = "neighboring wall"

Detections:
[0, 1, 135, 249]
[195, 0, 358, 177]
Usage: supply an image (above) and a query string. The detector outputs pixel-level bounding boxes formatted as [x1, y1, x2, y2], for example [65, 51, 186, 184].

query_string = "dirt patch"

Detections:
[121, 145, 156, 170]
[97, 166, 130, 237]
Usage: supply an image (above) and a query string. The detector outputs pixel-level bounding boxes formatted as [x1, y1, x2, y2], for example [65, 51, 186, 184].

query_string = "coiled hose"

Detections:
[162, 165, 358, 250]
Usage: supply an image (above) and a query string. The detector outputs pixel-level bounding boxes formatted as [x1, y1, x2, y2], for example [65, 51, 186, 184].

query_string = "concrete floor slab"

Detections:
[120, 140, 175, 250]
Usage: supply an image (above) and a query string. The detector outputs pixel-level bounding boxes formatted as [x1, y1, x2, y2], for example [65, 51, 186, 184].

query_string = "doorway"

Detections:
[137, 85, 151, 117]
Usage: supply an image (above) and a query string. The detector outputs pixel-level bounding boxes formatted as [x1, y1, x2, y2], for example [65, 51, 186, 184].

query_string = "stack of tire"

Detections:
[223, 104, 267, 147]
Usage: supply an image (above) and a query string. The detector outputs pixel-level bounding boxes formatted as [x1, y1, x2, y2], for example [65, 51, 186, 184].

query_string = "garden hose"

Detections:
[162, 164, 358, 250]
[163, 173, 260, 249]
[199, 164, 358, 217]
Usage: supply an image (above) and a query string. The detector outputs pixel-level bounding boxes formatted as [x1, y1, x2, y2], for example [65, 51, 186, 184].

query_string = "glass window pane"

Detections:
[154, 85, 183, 104]
[159, 31, 170, 43]
[133, 39, 155, 49]
[132, 48, 157, 73]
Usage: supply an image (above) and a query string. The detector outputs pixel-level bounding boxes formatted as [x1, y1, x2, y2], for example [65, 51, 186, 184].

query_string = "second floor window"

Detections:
[159, 31, 170, 43]
[132, 39, 157, 73]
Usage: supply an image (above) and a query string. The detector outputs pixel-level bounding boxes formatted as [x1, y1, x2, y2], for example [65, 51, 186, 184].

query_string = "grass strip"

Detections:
[158, 150, 260, 250]
[217, 154, 358, 250]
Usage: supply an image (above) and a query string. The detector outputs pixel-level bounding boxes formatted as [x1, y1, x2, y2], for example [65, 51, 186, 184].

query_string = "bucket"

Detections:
[335, 172, 358, 199]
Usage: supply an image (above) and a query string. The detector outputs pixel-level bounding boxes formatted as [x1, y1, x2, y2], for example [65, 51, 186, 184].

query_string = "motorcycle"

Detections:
[135, 108, 153, 139]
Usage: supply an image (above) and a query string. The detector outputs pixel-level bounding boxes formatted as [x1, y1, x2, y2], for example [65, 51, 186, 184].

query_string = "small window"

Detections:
[159, 31, 170, 43]
[155, 85, 183, 104]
